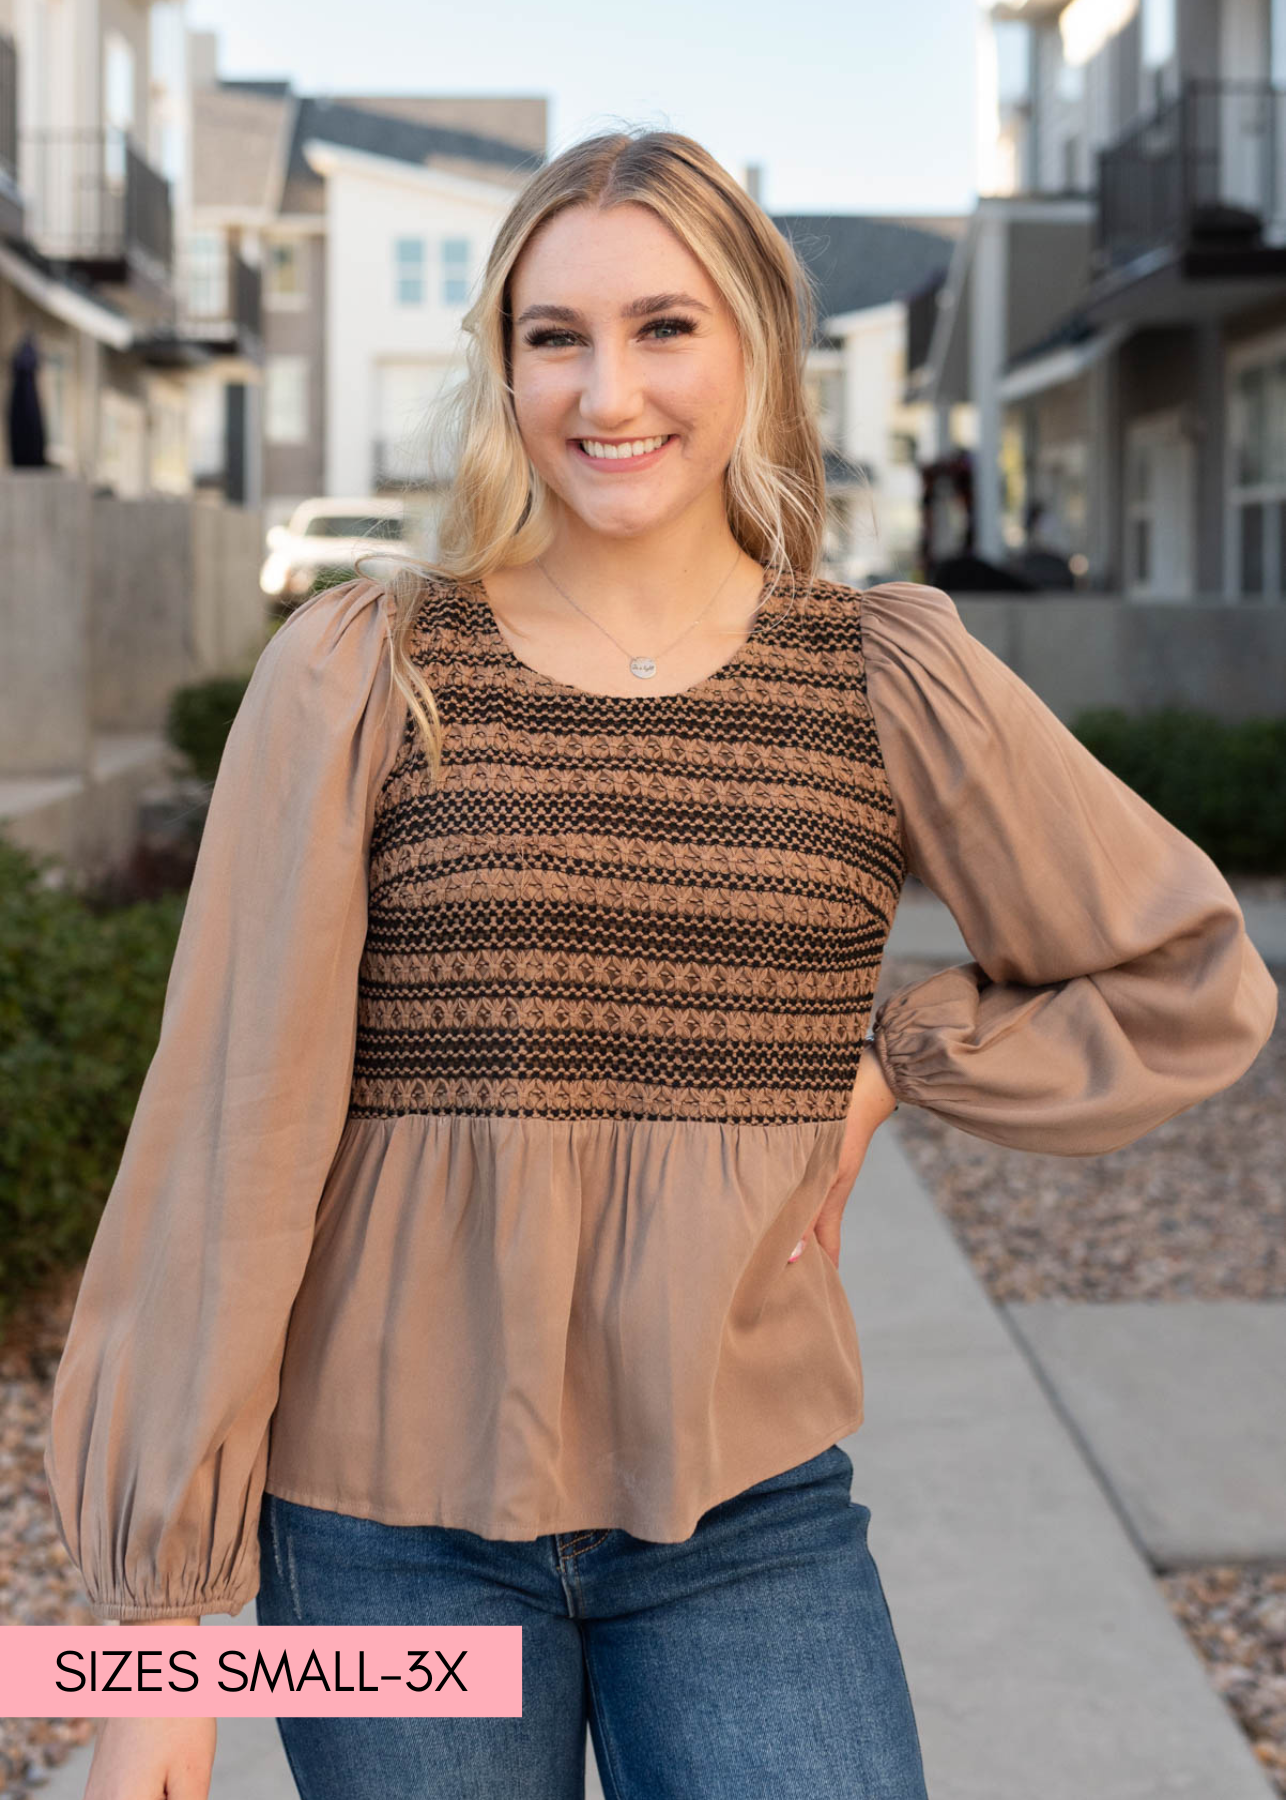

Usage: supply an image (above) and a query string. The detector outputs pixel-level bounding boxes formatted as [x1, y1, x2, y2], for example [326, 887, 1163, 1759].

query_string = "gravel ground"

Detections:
[3, 946, 1282, 1797]
[877, 947, 1286, 1794]
[1, 1269, 98, 1798]
[877, 954, 1285, 1305]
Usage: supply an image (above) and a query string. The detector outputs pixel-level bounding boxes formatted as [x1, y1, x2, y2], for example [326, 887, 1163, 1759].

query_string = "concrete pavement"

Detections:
[1004, 1300, 1286, 1567]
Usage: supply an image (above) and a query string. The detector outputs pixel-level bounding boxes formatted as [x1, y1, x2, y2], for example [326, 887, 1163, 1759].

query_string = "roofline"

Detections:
[302, 137, 527, 205]
[824, 298, 907, 333]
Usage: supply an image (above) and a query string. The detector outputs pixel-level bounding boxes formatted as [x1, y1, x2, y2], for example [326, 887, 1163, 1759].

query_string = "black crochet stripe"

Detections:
[349, 567, 907, 1124]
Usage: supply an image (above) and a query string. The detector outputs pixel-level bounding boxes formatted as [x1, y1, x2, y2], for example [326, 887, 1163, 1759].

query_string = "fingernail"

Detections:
[788, 1238, 805, 1263]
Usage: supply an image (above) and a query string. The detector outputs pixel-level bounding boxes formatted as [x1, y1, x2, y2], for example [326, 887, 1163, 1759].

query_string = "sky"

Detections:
[185, 0, 982, 216]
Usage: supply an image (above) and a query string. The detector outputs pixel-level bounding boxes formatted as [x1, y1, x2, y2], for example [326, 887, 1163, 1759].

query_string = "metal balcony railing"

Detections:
[21, 127, 173, 278]
[178, 235, 262, 346]
[1096, 79, 1286, 272]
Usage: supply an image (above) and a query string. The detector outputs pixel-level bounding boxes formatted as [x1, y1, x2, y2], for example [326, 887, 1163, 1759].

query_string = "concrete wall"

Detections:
[955, 594, 1286, 723]
[0, 474, 265, 775]
[0, 474, 94, 775]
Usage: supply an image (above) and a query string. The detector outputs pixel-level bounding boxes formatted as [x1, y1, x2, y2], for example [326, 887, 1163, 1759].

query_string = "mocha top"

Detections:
[44, 568, 1277, 1622]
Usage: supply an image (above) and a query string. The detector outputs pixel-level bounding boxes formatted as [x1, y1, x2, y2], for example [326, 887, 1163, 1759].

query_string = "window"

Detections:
[993, 20, 1031, 106]
[1275, 0, 1286, 88]
[1141, 0, 1175, 70]
[104, 32, 135, 132]
[441, 237, 470, 306]
[1124, 412, 1193, 598]
[1229, 349, 1286, 599]
[103, 31, 135, 184]
[264, 239, 304, 305]
[1055, 58, 1085, 104]
[186, 229, 227, 319]
[265, 355, 309, 445]
[395, 237, 426, 305]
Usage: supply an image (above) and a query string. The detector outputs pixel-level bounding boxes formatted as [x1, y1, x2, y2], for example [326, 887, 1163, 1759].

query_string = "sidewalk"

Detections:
[40, 1106, 1278, 1798]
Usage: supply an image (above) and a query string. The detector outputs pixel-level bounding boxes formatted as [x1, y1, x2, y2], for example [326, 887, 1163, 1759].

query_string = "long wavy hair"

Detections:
[355, 124, 829, 780]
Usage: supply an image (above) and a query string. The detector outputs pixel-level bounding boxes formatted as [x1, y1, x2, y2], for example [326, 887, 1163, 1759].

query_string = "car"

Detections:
[259, 496, 417, 609]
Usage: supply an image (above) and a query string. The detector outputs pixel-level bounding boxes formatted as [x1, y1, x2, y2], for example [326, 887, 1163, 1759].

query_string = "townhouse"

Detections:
[921, 0, 1286, 599]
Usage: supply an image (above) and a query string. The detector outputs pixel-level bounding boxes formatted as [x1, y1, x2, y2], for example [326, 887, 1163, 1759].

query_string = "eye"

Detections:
[642, 315, 697, 340]
[520, 315, 698, 349]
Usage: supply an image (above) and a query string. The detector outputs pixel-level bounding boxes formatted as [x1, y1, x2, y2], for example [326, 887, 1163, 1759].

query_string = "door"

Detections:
[1124, 410, 1195, 598]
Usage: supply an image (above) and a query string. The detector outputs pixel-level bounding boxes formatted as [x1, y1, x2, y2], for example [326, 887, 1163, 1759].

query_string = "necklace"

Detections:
[534, 547, 746, 680]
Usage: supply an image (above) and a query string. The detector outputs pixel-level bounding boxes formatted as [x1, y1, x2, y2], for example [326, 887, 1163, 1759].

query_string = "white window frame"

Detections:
[185, 227, 228, 320]
[263, 236, 307, 311]
[395, 237, 426, 306]
[264, 355, 309, 445]
[104, 30, 135, 131]
[440, 236, 470, 306]
[103, 30, 135, 187]
[1226, 325, 1286, 603]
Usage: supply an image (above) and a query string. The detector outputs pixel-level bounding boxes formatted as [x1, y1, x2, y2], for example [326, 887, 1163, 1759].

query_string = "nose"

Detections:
[577, 341, 645, 431]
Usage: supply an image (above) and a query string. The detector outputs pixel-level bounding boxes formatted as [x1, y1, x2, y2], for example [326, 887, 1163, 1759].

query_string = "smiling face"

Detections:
[507, 201, 747, 543]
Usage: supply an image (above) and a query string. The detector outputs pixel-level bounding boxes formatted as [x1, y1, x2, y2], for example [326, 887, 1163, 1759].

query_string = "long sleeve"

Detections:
[43, 576, 408, 1621]
[860, 581, 1278, 1156]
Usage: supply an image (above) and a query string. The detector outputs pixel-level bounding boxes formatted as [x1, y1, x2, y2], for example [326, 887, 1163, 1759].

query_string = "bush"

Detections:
[305, 561, 357, 598]
[1071, 706, 1286, 875]
[165, 675, 250, 784]
[0, 836, 184, 1334]
[167, 576, 353, 781]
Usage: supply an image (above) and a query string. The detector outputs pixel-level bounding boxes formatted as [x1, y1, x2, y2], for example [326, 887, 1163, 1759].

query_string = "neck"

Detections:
[537, 503, 753, 624]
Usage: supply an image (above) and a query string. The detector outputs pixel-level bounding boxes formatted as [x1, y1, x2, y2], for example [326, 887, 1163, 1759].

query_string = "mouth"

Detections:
[570, 434, 676, 470]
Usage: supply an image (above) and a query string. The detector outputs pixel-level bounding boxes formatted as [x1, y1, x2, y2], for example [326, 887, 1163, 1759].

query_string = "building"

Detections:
[922, 0, 1286, 600]
[770, 209, 965, 582]
[186, 47, 544, 525]
[0, 0, 200, 491]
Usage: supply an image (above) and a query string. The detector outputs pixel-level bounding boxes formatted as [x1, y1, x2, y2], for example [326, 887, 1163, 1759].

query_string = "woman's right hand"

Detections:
[83, 1716, 217, 1799]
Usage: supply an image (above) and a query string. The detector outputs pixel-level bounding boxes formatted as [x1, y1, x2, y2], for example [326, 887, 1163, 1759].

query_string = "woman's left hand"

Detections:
[788, 1046, 899, 1268]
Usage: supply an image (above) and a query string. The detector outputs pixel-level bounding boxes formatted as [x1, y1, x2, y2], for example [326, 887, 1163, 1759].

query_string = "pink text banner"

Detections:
[0, 1626, 523, 1718]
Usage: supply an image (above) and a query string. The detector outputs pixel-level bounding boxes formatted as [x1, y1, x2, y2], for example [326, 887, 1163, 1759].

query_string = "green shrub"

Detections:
[1072, 707, 1286, 875]
[306, 562, 357, 599]
[165, 675, 250, 784]
[0, 836, 184, 1333]
[167, 575, 354, 781]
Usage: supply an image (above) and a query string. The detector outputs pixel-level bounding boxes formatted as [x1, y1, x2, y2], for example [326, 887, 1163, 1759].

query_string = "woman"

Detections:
[47, 128, 1276, 1800]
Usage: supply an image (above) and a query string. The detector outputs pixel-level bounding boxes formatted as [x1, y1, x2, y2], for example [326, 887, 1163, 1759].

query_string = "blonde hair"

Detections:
[355, 124, 829, 780]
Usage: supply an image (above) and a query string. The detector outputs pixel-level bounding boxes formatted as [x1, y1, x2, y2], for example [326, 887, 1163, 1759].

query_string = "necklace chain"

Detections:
[534, 547, 747, 680]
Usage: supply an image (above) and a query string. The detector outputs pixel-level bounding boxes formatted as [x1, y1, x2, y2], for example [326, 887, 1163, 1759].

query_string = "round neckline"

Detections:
[464, 560, 794, 702]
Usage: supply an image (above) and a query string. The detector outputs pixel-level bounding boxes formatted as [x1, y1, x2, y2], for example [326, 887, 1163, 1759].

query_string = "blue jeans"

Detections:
[256, 1443, 929, 1799]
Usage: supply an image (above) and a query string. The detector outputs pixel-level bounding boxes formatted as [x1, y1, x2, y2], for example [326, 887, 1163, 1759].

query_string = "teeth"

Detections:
[579, 435, 669, 459]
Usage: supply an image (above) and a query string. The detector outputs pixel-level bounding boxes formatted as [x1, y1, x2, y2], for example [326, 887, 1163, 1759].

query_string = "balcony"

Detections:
[20, 127, 173, 312]
[1090, 80, 1286, 321]
[177, 238, 263, 359]
[0, 32, 24, 238]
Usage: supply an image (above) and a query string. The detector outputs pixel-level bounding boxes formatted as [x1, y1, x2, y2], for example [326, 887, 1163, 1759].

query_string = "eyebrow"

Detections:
[514, 292, 713, 327]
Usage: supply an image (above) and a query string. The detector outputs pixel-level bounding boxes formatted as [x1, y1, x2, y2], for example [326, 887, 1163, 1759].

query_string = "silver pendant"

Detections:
[629, 656, 657, 679]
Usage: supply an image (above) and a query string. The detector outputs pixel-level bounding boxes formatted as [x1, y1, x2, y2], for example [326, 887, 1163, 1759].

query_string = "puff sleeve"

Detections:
[43, 577, 408, 1621]
[861, 581, 1277, 1156]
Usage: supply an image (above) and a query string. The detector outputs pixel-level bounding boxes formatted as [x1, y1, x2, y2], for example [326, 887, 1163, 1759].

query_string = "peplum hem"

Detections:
[265, 1110, 863, 1543]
